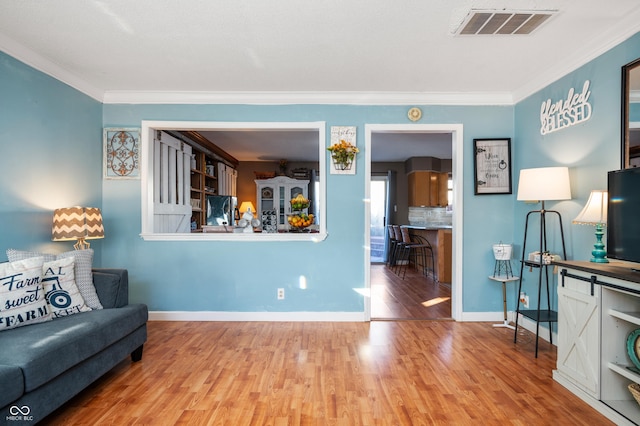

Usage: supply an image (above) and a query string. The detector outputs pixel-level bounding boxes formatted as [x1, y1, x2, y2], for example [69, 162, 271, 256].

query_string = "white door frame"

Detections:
[364, 124, 464, 321]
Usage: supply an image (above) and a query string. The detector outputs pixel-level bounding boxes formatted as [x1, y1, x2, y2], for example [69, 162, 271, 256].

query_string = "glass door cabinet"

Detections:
[256, 176, 309, 232]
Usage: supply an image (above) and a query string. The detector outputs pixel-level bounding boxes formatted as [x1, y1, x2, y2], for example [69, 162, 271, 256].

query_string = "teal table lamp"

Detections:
[572, 190, 608, 263]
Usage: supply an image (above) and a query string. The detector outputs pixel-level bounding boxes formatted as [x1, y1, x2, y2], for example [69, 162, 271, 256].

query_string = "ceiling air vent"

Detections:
[455, 9, 557, 35]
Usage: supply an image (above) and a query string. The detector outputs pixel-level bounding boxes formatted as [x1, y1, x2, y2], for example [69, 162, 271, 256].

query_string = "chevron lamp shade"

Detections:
[52, 207, 104, 250]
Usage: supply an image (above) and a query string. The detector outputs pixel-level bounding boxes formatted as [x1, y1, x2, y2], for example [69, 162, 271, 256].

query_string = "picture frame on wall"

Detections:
[473, 138, 512, 195]
[103, 128, 140, 179]
[329, 126, 357, 175]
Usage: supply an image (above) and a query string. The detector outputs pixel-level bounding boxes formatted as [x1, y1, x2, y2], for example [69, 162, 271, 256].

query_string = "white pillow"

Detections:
[42, 257, 92, 318]
[0, 257, 52, 330]
[6, 249, 103, 310]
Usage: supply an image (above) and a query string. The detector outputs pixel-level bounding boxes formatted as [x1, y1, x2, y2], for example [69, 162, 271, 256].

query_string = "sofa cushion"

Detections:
[0, 304, 148, 392]
[0, 257, 52, 330]
[0, 364, 24, 408]
[92, 271, 124, 309]
[7, 249, 103, 310]
[42, 257, 91, 318]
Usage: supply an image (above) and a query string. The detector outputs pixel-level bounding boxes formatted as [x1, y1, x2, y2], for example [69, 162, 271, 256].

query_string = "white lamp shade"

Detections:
[516, 167, 571, 201]
[573, 190, 607, 225]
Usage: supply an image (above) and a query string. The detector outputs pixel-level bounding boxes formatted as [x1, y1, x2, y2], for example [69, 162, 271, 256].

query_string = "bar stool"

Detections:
[391, 225, 405, 275]
[386, 225, 399, 268]
[410, 233, 435, 279]
[397, 227, 434, 280]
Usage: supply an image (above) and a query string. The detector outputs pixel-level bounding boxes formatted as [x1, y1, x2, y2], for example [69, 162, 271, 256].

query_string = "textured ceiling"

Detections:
[1, 0, 640, 103]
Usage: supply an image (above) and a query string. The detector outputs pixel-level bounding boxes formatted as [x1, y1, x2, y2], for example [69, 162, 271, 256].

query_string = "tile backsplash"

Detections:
[408, 206, 452, 226]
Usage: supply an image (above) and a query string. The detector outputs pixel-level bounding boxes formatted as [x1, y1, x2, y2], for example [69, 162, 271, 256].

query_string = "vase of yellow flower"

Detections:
[327, 140, 359, 171]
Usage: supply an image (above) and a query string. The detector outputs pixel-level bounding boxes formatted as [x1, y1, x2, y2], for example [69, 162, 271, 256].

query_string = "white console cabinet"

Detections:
[554, 260, 640, 425]
[556, 268, 600, 398]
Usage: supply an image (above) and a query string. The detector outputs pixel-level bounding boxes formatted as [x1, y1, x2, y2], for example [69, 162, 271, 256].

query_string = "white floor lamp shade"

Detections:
[517, 167, 571, 202]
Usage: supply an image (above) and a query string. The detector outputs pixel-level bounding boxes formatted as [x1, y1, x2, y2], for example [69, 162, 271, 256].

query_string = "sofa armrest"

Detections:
[92, 268, 129, 308]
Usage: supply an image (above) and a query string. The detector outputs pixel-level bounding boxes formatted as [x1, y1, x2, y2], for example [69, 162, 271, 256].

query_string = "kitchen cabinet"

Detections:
[553, 260, 640, 425]
[408, 171, 448, 207]
[256, 176, 309, 231]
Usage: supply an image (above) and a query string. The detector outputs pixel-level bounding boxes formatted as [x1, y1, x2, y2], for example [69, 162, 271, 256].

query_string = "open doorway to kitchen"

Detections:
[365, 124, 463, 321]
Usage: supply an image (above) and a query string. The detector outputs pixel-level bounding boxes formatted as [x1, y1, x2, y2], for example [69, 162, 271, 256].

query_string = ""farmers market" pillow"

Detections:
[0, 257, 52, 330]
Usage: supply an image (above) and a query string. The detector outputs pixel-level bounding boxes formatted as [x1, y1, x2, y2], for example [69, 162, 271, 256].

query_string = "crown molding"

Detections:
[4, 18, 640, 107]
[102, 90, 514, 105]
[0, 33, 104, 102]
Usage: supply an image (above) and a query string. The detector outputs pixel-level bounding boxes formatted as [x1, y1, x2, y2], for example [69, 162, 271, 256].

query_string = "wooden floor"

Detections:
[43, 320, 612, 425]
[371, 263, 451, 320]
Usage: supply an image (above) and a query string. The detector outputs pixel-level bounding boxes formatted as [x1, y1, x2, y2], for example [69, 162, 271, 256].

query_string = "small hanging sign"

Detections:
[540, 80, 592, 135]
[329, 126, 357, 175]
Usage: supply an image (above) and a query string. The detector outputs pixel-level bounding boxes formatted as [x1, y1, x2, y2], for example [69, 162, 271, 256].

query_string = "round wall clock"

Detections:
[408, 107, 422, 122]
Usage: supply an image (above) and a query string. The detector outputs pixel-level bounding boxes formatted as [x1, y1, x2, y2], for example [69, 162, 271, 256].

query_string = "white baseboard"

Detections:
[459, 310, 557, 345]
[460, 311, 505, 322]
[553, 371, 634, 426]
[147, 310, 556, 344]
[148, 311, 366, 322]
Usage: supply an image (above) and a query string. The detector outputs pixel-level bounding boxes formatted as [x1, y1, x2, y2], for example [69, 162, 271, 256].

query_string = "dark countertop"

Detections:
[553, 259, 640, 284]
[402, 224, 452, 230]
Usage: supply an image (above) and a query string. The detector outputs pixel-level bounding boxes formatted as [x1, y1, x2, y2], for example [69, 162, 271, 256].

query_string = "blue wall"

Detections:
[0, 52, 103, 257]
[512, 32, 640, 326]
[2, 31, 638, 317]
[102, 104, 514, 313]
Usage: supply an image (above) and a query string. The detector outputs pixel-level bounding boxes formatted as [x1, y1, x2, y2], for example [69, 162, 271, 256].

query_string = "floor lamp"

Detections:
[513, 167, 571, 357]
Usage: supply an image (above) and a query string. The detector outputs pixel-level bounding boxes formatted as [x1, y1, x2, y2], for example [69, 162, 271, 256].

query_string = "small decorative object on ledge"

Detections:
[278, 159, 288, 176]
[291, 168, 309, 179]
[287, 194, 314, 232]
[628, 383, 640, 406]
[254, 171, 276, 179]
[626, 328, 640, 371]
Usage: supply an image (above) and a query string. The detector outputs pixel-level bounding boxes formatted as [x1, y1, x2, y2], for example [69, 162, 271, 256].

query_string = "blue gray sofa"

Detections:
[0, 269, 148, 424]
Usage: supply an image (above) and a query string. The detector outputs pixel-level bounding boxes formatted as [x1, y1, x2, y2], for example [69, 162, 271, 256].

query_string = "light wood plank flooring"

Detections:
[43, 320, 611, 425]
[371, 263, 451, 320]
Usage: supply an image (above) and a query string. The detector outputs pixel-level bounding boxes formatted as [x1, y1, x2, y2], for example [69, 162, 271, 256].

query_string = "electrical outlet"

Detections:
[520, 292, 529, 309]
[277, 288, 285, 300]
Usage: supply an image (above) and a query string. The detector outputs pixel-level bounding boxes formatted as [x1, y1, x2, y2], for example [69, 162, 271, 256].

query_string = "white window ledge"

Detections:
[140, 232, 328, 242]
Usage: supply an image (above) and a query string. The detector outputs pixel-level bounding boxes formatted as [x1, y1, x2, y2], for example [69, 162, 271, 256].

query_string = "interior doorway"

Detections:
[364, 124, 463, 321]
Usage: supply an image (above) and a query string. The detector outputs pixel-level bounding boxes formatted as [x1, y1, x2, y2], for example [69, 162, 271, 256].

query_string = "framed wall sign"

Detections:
[473, 138, 512, 195]
[103, 128, 140, 179]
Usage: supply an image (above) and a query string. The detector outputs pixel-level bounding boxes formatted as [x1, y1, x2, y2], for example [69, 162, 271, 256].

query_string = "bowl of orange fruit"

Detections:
[287, 212, 314, 231]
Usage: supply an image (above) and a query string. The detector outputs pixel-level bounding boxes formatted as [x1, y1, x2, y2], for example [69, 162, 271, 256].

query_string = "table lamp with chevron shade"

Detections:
[52, 207, 104, 250]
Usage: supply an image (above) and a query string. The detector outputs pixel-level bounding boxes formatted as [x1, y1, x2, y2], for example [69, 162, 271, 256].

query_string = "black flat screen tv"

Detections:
[607, 168, 640, 265]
